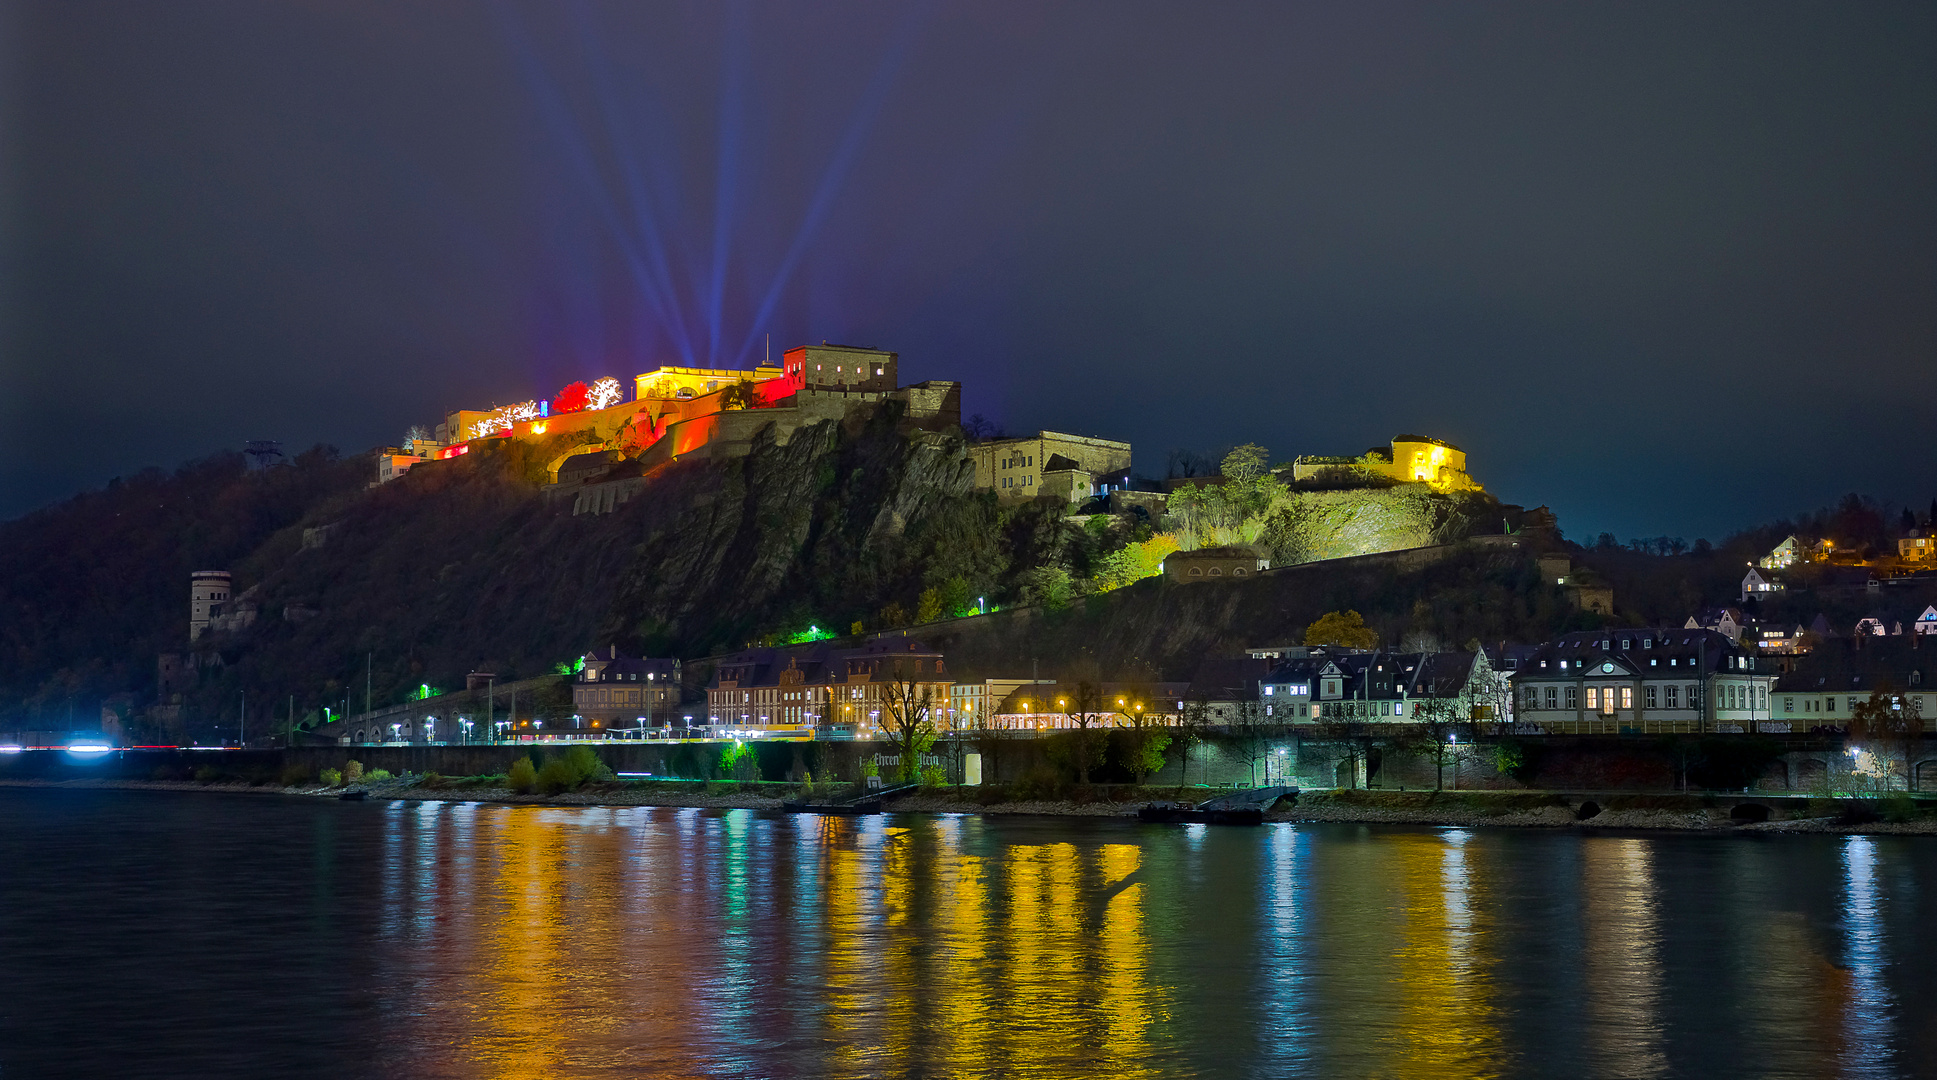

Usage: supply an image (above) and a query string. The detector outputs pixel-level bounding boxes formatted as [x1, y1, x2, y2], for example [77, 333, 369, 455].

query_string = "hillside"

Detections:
[0, 414, 1069, 740]
[17, 413, 1896, 741]
[925, 542, 1598, 681]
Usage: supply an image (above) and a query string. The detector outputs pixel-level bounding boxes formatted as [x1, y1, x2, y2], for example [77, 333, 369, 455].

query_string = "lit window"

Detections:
[1621, 687, 1633, 709]
[1586, 687, 1599, 709]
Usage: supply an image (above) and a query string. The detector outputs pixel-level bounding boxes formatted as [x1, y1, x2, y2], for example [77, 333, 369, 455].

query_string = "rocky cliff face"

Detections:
[1262, 487, 1503, 565]
[599, 410, 981, 653]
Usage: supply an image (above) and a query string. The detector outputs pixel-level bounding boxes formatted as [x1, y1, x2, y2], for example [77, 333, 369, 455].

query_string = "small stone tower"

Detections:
[189, 570, 231, 641]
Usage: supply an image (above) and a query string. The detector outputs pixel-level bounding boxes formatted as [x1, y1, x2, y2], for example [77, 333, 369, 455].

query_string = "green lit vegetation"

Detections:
[506, 758, 537, 794]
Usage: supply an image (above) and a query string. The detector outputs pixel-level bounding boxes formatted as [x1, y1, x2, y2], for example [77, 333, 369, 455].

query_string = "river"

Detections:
[0, 788, 1932, 1078]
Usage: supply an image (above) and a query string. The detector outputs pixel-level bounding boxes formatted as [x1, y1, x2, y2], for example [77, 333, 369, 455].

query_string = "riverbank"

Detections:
[6, 777, 1935, 834]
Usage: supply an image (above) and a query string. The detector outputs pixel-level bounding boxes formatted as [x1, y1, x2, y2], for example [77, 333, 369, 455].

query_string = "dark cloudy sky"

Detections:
[3, 1, 1933, 540]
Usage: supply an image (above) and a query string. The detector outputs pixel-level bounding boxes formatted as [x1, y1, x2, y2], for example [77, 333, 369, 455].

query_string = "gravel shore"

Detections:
[8, 777, 1935, 834]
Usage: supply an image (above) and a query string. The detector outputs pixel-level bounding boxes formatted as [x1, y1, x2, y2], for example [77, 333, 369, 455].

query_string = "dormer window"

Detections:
[1620, 639, 1631, 650]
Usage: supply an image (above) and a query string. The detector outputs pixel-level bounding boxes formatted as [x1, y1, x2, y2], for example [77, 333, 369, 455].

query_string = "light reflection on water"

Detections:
[2, 790, 1936, 1080]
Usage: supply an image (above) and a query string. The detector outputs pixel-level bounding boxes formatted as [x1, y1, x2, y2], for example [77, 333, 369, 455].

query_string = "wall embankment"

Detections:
[1, 732, 1930, 799]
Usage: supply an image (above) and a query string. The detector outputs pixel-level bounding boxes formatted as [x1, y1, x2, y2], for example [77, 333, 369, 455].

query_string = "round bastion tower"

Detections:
[189, 570, 231, 642]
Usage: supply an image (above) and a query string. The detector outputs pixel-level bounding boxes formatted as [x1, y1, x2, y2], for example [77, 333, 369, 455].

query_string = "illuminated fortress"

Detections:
[427, 343, 960, 485]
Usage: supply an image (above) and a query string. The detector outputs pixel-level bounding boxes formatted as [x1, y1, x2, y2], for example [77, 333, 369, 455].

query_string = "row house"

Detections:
[1771, 636, 1934, 729]
[1261, 650, 1509, 724]
[707, 638, 951, 735]
[1510, 628, 1775, 735]
[572, 647, 682, 728]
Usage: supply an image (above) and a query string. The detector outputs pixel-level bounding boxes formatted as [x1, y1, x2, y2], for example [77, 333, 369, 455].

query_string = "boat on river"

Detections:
[1138, 786, 1296, 826]
[782, 781, 917, 816]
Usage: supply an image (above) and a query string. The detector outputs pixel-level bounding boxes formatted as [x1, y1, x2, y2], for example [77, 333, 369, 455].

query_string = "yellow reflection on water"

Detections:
[1378, 830, 1502, 1079]
[1580, 837, 1666, 1079]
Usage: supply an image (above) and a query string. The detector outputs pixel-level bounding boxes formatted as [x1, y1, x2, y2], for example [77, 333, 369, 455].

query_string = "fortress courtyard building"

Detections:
[971, 431, 1132, 503]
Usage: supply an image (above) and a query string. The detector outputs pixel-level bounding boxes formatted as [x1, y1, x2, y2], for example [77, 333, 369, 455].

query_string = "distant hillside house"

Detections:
[1741, 567, 1783, 602]
[572, 647, 681, 728]
[1163, 545, 1269, 581]
[1761, 535, 1801, 569]
[1902, 534, 1935, 563]
[970, 431, 1132, 504]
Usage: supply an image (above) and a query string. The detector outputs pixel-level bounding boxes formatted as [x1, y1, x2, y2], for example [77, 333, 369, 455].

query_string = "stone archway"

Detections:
[1794, 757, 1829, 794]
[1915, 759, 1937, 793]
[1758, 759, 1790, 791]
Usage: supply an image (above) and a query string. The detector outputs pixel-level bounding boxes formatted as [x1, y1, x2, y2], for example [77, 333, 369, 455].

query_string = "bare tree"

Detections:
[1054, 681, 1110, 784]
[879, 660, 940, 784]
[1173, 696, 1211, 792]
[1226, 699, 1278, 787]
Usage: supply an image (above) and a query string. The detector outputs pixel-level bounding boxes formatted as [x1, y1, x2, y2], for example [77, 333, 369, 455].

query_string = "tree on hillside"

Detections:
[1304, 610, 1380, 650]
[960, 414, 1005, 442]
[878, 661, 940, 784]
[1166, 449, 1214, 479]
[720, 378, 757, 411]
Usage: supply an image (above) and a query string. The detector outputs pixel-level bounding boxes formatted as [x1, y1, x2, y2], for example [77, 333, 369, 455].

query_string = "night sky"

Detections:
[3, 2, 1932, 540]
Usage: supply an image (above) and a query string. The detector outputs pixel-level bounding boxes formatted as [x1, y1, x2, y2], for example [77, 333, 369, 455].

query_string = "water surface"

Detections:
[1, 789, 1931, 1078]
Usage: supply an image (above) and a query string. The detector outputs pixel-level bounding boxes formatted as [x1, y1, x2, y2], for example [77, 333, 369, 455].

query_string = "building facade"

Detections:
[1511, 628, 1776, 735]
[969, 431, 1133, 503]
[572, 647, 682, 727]
[1163, 546, 1270, 581]
[707, 638, 951, 736]
[947, 678, 1054, 731]
[1290, 434, 1482, 492]
[189, 571, 231, 641]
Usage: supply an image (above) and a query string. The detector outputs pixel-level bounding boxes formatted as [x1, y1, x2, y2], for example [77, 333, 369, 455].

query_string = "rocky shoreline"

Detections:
[6, 777, 1934, 835]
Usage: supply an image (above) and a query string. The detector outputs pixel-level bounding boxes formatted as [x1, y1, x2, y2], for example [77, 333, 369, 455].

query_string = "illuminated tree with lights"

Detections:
[587, 376, 624, 410]
[552, 381, 590, 414]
